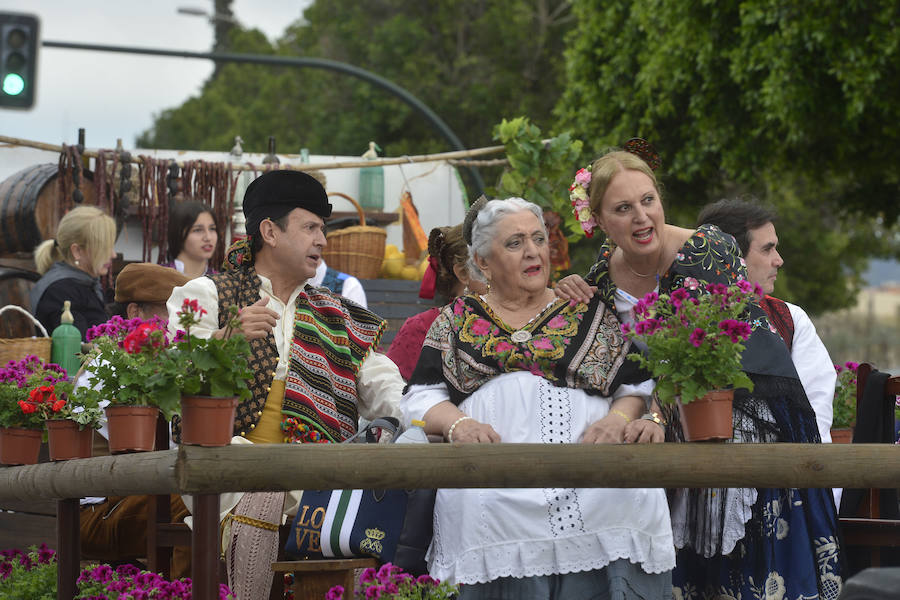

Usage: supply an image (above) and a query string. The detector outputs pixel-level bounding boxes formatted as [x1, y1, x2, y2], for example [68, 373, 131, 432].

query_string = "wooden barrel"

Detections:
[0, 266, 41, 338]
[0, 163, 96, 256]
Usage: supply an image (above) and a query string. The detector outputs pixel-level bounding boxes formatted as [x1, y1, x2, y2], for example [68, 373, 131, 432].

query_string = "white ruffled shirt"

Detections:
[402, 372, 674, 584]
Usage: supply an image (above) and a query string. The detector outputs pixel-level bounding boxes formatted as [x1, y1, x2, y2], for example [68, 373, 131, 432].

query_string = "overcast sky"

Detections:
[0, 0, 309, 150]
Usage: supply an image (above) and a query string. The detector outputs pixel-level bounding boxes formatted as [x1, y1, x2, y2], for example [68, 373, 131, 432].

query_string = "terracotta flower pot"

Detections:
[105, 405, 158, 453]
[830, 427, 853, 444]
[180, 396, 238, 446]
[46, 419, 94, 460]
[0, 426, 43, 465]
[677, 389, 734, 442]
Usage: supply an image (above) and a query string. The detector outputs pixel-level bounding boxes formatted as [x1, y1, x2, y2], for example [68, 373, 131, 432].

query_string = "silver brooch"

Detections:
[510, 330, 532, 343]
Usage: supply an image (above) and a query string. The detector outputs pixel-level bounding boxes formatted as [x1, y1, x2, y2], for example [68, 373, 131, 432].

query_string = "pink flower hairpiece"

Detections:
[569, 166, 597, 237]
[569, 138, 661, 238]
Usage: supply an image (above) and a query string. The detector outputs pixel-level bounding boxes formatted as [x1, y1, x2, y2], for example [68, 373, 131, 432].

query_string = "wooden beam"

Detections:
[1, 444, 899, 503]
[0, 449, 179, 501]
[174, 443, 900, 492]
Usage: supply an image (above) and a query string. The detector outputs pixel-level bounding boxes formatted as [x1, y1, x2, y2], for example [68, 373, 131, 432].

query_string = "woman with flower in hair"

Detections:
[555, 143, 843, 598]
[402, 196, 674, 599]
[386, 222, 486, 381]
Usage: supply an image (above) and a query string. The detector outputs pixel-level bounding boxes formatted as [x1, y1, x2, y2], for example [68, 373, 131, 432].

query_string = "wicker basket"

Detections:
[323, 192, 387, 279]
[0, 305, 51, 364]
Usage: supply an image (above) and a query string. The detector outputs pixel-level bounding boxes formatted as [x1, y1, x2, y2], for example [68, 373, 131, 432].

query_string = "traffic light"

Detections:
[0, 12, 39, 109]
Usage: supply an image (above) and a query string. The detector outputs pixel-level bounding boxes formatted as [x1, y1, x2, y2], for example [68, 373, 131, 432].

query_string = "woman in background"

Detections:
[386, 222, 486, 380]
[30, 205, 117, 339]
[556, 148, 842, 599]
[162, 201, 218, 278]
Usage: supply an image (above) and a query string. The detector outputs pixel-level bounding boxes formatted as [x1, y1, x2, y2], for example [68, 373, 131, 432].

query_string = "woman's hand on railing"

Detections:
[447, 418, 501, 444]
[623, 419, 665, 444]
[581, 414, 628, 444]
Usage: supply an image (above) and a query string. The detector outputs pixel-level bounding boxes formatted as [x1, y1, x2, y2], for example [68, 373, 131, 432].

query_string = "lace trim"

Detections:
[427, 527, 676, 585]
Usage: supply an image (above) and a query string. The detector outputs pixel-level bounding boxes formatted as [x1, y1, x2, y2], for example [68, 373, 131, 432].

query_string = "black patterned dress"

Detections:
[585, 225, 843, 600]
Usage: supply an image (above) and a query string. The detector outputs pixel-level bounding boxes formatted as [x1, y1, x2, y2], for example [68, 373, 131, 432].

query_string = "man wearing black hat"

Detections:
[166, 170, 403, 444]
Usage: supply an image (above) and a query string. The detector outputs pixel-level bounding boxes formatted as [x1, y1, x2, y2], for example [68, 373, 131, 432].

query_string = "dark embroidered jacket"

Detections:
[210, 266, 280, 437]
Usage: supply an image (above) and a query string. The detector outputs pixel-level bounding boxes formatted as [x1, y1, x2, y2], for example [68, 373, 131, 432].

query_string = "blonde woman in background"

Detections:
[30, 205, 117, 339]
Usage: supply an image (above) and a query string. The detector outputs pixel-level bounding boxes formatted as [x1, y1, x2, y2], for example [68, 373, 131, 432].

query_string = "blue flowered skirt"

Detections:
[673, 485, 843, 600]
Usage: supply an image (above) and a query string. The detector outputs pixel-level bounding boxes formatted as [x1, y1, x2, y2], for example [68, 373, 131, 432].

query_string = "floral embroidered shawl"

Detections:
[408, 293, 649, 406]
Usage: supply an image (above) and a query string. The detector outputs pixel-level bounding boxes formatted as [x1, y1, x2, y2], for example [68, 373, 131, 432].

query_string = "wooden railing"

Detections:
[2, 443, 899, 599]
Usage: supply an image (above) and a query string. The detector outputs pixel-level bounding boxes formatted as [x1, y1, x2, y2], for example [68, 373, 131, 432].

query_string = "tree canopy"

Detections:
[138, 0, 900, 315]
[138, 0, 573, 160]
[555, 0, 900, 313]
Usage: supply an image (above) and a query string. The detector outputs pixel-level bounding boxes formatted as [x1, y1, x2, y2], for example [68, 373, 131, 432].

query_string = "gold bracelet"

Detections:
[446, 415, 473, 443]
[610, 408, 632, 423]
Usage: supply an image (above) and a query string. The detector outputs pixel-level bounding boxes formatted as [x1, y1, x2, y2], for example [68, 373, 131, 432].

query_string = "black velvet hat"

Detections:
[243, 170, 332, 236]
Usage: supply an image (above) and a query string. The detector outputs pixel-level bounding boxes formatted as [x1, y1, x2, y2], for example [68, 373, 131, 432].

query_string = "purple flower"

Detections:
[620, 322, 632, 335]
[735, 279, 753, 294]
[359, 567, 377, 583]
[326, 585, 345, 600]
[641, 291, 659, 306]
[365, 585, 383, 599]
[417, 574, 439, 586]
[689, 328, 706, 347]
[37, 543, 55, 564]
[635, 318, 661, 336]
[669, 287, 690, 308]
[116, 563, 140, 578]
[718, 319, 751, 343]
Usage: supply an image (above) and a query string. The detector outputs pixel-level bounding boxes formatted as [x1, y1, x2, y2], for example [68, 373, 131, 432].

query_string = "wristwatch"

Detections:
[640, 412, 666, 428]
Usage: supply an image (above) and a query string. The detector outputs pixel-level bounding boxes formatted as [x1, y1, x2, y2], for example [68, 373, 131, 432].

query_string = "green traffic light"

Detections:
[2, 72, 24, 96]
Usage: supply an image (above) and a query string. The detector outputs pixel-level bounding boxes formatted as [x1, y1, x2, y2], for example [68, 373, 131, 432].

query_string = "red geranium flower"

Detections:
[122, 322, 163, 354]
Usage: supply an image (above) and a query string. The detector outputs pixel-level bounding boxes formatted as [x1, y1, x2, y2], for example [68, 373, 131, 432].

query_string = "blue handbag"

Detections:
[284, 418, 409, 562]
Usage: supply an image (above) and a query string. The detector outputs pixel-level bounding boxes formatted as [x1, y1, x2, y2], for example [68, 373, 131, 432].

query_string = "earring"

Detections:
[486, 279, 492, 295]
[74, 259, 80, 266]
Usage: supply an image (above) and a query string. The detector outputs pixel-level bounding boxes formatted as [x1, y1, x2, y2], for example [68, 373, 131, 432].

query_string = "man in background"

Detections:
[697, 198, 836, 444]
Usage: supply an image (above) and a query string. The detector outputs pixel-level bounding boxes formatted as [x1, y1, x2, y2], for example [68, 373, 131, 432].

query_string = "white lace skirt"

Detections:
[426, 372, 675, 585]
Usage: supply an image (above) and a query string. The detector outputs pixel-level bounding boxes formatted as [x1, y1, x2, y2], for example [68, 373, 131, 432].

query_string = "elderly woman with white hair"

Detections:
[401, 197, 675, 600]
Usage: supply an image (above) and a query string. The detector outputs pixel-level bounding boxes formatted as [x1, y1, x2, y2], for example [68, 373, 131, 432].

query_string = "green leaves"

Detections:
[491, 116, 584, 237]
[557, 0, 900, 313]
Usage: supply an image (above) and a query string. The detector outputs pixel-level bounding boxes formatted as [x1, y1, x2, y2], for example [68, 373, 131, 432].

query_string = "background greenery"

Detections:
[137, 0, 900, 316]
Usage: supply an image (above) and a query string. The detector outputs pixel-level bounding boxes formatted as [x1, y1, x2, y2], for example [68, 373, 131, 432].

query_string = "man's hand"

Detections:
[224, 297, 279, 340]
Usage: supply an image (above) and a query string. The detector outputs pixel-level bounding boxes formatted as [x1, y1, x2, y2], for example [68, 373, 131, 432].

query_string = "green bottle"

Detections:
[51, 300, 83, 381]
[359, 141, 384, 210]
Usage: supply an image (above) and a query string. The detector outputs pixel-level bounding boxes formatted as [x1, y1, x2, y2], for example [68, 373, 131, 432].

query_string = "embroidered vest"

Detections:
[759, 295, 794, 352]
[209, 267, 280, 437]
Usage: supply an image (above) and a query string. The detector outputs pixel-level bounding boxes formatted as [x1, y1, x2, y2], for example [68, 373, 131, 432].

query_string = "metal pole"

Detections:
[41, 40, 486, 194]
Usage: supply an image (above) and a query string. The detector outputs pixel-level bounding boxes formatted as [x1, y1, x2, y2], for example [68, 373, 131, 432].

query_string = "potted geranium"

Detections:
[623, 280, 757, 441]
[81, 316, 180, 453]
[164, 298, 253, 446]
[0, 355, 70, 465]
[45, 384, 104, 461]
